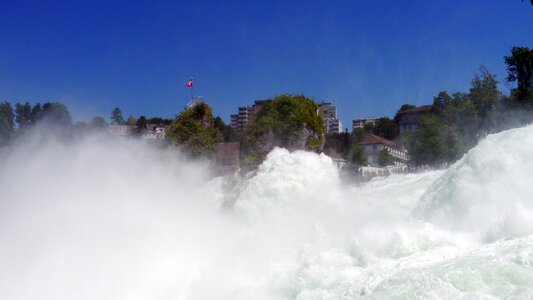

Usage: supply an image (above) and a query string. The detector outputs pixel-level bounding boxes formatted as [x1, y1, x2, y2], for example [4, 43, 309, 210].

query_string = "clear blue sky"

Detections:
[1, 0, 532, 129]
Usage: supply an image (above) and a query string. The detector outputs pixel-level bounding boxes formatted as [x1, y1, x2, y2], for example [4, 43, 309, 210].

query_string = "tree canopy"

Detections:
[0, 103, 14, 146]
[240, 94, 325, 166]
[470, 65, 501, 119]
[0, 102, 14, 131]
[214, 116, 237, 142]
[136, 116, 147, 130]
[378, 148, 395, 167]
[249, 94, 324, 148]
[348, 144, 368, 167]
[504, 46, 533, 104]
[90, 116, 107, 130]
[15, 102, 32, 129]
[126, 115, 137, 127]
[372, 117, 399, 141]
[166, 103, 222, 158]
[40, 102, 72, 128]
[111, 107, 124, 124]
[394, 104, 417, 123]
[324, 132, 351, 158]
[404, 113, 464, 166]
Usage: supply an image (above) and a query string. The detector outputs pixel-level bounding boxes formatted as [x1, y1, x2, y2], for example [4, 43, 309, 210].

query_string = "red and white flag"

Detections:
[187, 79, 193, 88]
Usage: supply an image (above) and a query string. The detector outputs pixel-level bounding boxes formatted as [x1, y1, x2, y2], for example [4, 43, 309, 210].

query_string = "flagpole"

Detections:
[190, 77, 194, 101]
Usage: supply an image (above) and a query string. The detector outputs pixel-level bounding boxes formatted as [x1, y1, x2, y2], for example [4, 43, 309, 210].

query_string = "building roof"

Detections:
[397, 105, 433, 115]
[358, 134, 395, 147]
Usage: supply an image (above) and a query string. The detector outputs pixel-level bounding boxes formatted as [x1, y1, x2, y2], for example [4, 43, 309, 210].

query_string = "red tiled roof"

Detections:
[357, 134, 395, 147]
[397, 105, 433, 115]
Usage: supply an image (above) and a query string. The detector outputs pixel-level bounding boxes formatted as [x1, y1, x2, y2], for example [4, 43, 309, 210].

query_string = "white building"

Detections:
[230, 99, 271, 131]
[325, 118, 342, 134]
[107, 125, 132, 137]
[358, 134, 409, 170]
[318, 102, 343, 134]
[352, 118, 379, 130]
[141, 123, 166, 140]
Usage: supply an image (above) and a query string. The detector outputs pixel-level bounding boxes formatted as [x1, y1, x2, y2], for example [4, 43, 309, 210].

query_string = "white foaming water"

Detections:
[2, 126, 533, 299]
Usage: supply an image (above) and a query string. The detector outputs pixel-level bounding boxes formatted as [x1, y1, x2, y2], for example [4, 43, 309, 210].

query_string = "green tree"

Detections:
[166, 103, 222, 158]
[241, 94, 324, 166]
[431, 91, 478, 146]
[432, 92, 476, 125]
[363, 122, 375, 132]
[453, 93, 479, 144]
[31, 103, 43, 124]
[136, 115, 147, 130]
[394, 103, 417, 123]
[350, 127, 368, 144]
[378, 148, 395, 166]
[0, 102, 15, 146]
[41, 102, 72, 127]
[432, 91, 453, 118]
[251, 94, 324, 147]
[504, 46, 533, 103]
[324, 132, 351, 158]
[111, 107, 124, 124]
[0, 113, 11, 146]
[0, 102, 14, 130]
[15, 102, 32, 129]
[126, 115, 137, 127]
[372, 117, 399, 141]
[406, 114, 464, 166]
[89, 116, 107, 130]
[146, 117, 173, 125]
[469, 65, 501, 119]
[213, 116, 238, 142]
[398, 104, 417, 111]
[348, 144, 368, 167]
[73, 121, 89, 134]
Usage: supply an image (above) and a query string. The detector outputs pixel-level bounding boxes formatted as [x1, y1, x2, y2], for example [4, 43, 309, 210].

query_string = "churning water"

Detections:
[2, 125, 533, 299]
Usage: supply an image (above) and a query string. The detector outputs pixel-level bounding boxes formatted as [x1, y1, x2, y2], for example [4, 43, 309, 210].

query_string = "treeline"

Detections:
[0, 102, 72, 145]
[2, 46, 532, 170]
[403, 46, 533, 167]
[165, 94, 323, 166]
[164, 46, 533, 169]
[326, 46, 533, 168]
[0, 102, 174, 146]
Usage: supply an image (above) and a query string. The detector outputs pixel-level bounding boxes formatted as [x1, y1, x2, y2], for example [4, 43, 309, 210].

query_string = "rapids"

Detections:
[1, 125, 533, 299]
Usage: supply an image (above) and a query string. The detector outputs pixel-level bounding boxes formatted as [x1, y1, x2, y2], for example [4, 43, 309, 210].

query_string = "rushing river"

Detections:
[1, 125, 533, 299]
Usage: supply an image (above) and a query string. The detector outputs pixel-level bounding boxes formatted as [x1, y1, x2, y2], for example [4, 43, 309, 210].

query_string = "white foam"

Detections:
[1, 126, 533, 299]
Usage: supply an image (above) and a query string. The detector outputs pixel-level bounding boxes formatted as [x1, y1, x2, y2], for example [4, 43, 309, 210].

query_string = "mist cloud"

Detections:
[1, 126, 533, 298]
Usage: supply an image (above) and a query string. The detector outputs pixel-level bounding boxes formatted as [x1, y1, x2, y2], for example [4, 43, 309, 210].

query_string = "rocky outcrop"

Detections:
[239, 94, 325, 170]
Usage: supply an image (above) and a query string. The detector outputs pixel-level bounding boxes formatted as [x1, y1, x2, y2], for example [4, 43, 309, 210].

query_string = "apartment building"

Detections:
[230, 99, 271, 131]
[318, 102, 343, 134]
[352, 117, 379, 130]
